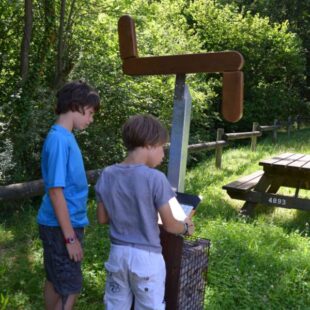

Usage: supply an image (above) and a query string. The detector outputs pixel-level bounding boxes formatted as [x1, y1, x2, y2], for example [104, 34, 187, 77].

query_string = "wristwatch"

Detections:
[182, 222, 189, 236]
[64, 236, 76, 244]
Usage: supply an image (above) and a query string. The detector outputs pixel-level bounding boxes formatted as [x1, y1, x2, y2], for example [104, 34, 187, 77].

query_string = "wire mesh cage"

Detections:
[177, 238, 211, 310]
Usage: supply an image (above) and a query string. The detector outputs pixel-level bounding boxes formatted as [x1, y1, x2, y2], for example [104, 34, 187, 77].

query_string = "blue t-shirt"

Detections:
[95, 163, 175, 253]
[37, 124, 89, 227]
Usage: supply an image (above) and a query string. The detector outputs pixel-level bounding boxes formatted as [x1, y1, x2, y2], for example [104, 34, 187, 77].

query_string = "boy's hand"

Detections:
[66, 240, 84, 262]
[184, 217, 195, 236]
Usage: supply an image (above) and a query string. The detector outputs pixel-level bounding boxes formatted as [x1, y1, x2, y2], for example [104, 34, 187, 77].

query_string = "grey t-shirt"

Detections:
[95, 163, 175, 252]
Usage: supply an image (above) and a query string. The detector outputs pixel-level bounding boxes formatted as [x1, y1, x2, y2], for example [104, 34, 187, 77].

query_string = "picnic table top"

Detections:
[259, 153, 310, 172]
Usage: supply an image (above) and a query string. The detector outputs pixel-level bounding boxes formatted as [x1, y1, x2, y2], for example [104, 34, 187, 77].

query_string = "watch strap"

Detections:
[182, 222, 189, 236]
[64, 235, 76, 244]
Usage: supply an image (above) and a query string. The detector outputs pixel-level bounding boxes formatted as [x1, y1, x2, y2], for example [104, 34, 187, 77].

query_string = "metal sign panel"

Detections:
[167, 75, 192, 192]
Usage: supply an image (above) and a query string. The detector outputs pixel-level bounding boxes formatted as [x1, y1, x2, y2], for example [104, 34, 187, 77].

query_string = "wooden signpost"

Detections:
[118, 15, 244, 309]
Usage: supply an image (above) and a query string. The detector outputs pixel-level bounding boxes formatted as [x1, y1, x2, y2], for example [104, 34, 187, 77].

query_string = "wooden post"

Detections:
[273, 119, 278, 143]
[251, 122, 258, 151]
[160, 228, 184, 310]
[117, 16, 245, 310]
[215, 128, 224, 169]
[222, 72, 243, 122]
[287, 116, 292, 138]
[296, 115, 300, 130]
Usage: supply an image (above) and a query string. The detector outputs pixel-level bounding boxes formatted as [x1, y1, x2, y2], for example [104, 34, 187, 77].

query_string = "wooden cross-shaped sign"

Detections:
[117, 15, 245, 310]
[118, 15, 244, 123]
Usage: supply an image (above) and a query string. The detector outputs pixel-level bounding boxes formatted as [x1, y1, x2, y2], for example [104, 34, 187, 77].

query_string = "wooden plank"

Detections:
[237, 174, 264, 191]
[0, 169, 103, 201]
[234, 191, 310, 211]
[225, 190, 253, 202]
[118, 15, 138, 59]
[272, 158, 298, 168]
[252, 192, 310, 211]
[274, 153, 295, 159]
[223, 170, 264, 191]
[118, 14, 244, 75]
[286, 153, 305, 160]
[222, 71, 243, 123]
[259, 153, 295, 167]
[223, 131, 261, 141]
[258, 125, 276, 131]
[301, 160, 310, 170]
[122, 52, 244, 75]
[187, 140, 227, 152]
[160, 228, 184, 310]
[287, 155, 310, 168]
[271, 154, 305, 168]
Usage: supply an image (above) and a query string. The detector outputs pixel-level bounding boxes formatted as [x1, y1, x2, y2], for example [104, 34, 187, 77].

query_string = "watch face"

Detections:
[65, 237, 76, 244]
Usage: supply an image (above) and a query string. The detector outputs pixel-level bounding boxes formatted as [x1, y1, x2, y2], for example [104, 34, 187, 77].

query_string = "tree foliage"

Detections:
[183, 0, 306, 129]
[0, 0, 308, 184]
[218, 0, 310, 100]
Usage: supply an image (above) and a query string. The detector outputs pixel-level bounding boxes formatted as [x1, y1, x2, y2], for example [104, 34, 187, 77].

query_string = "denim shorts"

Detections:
[39, 225, 84, 297]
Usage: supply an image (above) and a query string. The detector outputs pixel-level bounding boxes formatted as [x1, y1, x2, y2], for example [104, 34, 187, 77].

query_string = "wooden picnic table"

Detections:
[223, 153, 310, 214]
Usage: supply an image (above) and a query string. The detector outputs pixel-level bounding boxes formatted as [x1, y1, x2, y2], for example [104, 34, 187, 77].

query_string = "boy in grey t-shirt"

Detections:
[95, 114, 194, 309]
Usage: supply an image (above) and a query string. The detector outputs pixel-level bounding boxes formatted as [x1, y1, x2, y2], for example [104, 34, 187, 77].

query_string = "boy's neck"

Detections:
[56, 113, 74, 132]
[122, 147, 148, 165]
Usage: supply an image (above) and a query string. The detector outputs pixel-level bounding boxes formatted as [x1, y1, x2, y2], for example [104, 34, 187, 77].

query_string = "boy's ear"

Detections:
[79, 107, 86, 115]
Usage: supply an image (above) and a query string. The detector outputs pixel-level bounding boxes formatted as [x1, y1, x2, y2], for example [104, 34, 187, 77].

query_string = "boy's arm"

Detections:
[49, 187, 83, 262]
[158, 203, 194, 235]
[97, 202, 109, 224]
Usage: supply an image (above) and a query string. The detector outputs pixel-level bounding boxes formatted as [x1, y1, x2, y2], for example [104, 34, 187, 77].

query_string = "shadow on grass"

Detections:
[275, 209, 310, 236]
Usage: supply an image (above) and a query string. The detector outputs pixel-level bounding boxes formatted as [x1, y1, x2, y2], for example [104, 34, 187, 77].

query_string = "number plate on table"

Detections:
[267, 197, 287, 206]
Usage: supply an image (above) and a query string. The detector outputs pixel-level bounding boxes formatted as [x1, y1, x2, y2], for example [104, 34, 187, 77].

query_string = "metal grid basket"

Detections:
[177, 238, 211, 310]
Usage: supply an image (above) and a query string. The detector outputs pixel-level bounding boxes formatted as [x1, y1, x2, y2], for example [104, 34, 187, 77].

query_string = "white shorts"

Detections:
[104, 244, 166, 310]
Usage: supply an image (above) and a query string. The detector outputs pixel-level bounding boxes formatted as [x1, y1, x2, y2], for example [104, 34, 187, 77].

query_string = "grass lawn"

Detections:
[1, 128, 310, 309]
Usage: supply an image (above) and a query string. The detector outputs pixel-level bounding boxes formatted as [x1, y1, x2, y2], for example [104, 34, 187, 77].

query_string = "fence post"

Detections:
[296, 115, 300, 130]
[251, 122, 258, 151]
[215, 128, 224, 169]
[273, 119, 278, 143]
[287, 116, 291, 138]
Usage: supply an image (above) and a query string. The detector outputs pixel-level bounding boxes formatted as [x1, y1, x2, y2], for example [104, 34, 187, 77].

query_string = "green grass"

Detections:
[1, 128, 310, 309]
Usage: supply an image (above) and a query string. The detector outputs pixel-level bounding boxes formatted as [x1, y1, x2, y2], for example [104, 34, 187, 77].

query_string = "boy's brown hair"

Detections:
[122, 115, 168, 151]
[55, 80, 100, 115]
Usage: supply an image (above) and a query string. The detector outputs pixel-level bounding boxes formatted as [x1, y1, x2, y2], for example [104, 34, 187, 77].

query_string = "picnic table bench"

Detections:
[223, 153, 310, 214]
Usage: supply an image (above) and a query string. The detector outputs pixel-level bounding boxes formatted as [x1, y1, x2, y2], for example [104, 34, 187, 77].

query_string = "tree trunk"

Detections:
[54, 0, 66, 88]
[20, 0, 33, 82]
[37, 0, 57, 84]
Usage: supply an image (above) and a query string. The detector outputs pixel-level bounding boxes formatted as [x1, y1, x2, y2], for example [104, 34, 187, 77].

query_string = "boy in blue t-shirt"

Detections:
[95, 114, 194, 309]
[37, 80, 100, 310]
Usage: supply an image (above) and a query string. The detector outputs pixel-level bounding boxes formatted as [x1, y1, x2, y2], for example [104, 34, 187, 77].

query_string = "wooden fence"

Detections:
[191, 115, 309, 169]
[0, 116, 308, 202]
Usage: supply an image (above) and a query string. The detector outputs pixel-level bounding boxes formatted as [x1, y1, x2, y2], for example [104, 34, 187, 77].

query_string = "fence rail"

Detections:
[0, 169, 102, 202]
[187, 140, 227, 152]
[0, 115, 309, 202]
[223, 131, 262, 140]
[258, 125, 277, 131]
[185, 115, 308, 169]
